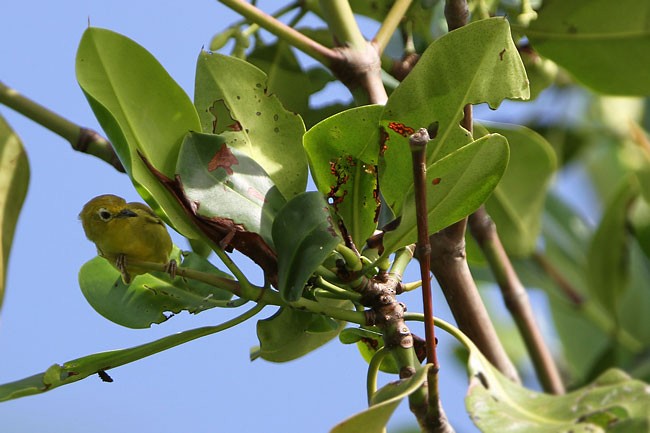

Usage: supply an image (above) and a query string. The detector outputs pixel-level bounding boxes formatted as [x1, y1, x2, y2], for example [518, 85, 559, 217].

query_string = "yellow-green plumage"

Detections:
[80, 194, 172, 283]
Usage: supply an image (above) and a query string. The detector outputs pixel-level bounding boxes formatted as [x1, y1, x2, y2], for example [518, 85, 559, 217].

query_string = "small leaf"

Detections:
[586, 177, 638, 316]
[330, 365, 431, 433]
[479, 122, 557, 257]
[256, 301, 348, 362]
[194, 51, 307, 199]
[304, 105, 383, 247]
[339, 328, 399, 374]
[78, 249, 233, 328]
[526, 0, 650, 95]
[76, 27, 203, 239]
[380, 18, 529, 215]
[0, 114, 29, 311]
[176, 131, 286, 247]
[382, 134, 509, 255]
[272, 192, 342, 302]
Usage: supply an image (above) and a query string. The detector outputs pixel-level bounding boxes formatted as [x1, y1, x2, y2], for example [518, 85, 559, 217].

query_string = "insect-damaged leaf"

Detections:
[194, 51, 308, 200]
[272, 192, 342, 302]
[176, 131, 286, 248]
[78, 248, 233, 329]
[379, 18, 528, 216]
[304, 105, 382, 248]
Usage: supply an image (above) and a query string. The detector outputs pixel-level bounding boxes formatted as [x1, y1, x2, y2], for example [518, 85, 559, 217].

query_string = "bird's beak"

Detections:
[116, 209, 138, 218]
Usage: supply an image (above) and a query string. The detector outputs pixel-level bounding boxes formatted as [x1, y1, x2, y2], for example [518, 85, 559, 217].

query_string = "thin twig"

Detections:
[0, 81, 124, 172]
[469, 207, 565, 394]
[373, 0, 414, 54]
[218, 0, 339, 65]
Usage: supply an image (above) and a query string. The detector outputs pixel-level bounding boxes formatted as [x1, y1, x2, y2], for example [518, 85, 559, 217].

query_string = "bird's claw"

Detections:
[165, 259, 178, 279]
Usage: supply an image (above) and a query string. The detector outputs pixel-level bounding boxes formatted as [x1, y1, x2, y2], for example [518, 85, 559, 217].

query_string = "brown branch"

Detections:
[429, 219, 521, 383]
[469, 207, 565, 394]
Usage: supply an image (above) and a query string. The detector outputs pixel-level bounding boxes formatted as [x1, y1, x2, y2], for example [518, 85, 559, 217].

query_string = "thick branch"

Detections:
[429, 219, 521, 383]
[469, 208, 565, 394]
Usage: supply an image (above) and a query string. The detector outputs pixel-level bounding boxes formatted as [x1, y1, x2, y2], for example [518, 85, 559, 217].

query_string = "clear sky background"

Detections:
[0, 2, 558, 432]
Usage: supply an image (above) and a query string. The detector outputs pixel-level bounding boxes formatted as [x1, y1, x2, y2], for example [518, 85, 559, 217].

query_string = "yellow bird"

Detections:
[79, 194, 173, 284]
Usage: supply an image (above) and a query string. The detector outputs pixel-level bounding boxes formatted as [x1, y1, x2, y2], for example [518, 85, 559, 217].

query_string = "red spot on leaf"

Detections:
[432, 177, 441, 185]
[387, 121, 415, 137]
[379, 126, 389, 156]
[207, 143, 239, 175]
[228, 121, 242, 131]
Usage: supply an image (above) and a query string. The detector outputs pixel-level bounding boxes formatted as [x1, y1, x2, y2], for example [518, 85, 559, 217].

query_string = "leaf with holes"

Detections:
[379, 18, 529, 215]
[382, 134, 509, 256]
[304, 105, 382, 248]
[78, 248, 233, 329]
[176, 131, 286, 247]
[194, 51, 307, 199]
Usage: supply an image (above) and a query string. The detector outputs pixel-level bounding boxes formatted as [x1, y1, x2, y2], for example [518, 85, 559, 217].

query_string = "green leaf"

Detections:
[380, 18, 529, 214]
[382, 134, 509, 255]
[0, 304, 262, 402]
[0, 114, 29, 311]
[194, 51, 307, 199]
[256, 301, 348, 362]
[479, 122, 557, 257]
[526, 0, 650, 95]
[303, 105, 383, 247]
[586, 178, 638, 316]
[176, 131, 286, 247]
[330, 365, 431, 433]
[76, 28, 202, 239]
[339, 328, 399, 374]
[467, 350, 650, 432]
[78, 249, 233, 329]
[247, 42, 333, 121]
[272, 192, 342, 302]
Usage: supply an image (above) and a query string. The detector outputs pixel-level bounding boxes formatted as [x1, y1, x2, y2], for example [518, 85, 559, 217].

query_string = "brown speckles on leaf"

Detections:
[207, 143, 239, 175]
[499, 48, 506, 61]
[432, 177, 441, 185]
[379, 126, 389, 156]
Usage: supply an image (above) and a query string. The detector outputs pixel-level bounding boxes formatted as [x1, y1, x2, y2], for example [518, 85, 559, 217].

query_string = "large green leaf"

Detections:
[176, 131, 286, 247]
[467, 353, 650, 432]
[76, 28, 202, 239]
[586, 177, 638, 317]
[78, 249, 233, 329]
[479, 122, 557, 257]
[303, 105, 383, 248]
[255, 301, 347, 362]
[526, 0, 650, 95]
[379, 18, 529, 214]
[272, 192, 342, 302]
[382, 134, 509, 256]
[0, 304, 262, 402]
[0, 115, 29, 311]
[194, 51, 307, 199]
[330, 365, 431, 433]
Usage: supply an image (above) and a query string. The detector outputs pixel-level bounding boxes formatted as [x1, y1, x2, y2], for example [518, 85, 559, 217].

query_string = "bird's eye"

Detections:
[98, 208, 112, 221]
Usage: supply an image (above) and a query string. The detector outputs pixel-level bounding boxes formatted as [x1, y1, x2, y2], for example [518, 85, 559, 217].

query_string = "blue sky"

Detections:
[0, 2, 551, 432]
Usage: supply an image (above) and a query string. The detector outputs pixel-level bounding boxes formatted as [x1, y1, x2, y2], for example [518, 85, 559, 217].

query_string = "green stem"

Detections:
[315, 276, 363, 302]
[373, 0, 413, 54]
[402, 280, 422, 292]
[0, 81, 123, 172]
[0, 303, 266, 401]
[367, 347, 388, 404]
[218, 0, 336, 65]
[336, 243, 363, 271]
[318, 0, 367, 50]
[389, 245, 415, 280]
